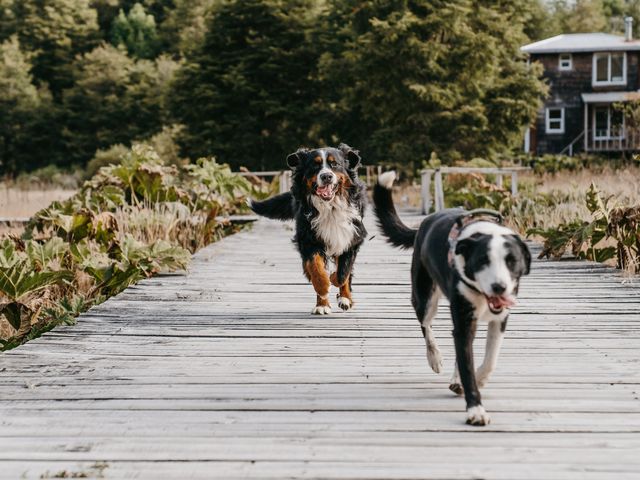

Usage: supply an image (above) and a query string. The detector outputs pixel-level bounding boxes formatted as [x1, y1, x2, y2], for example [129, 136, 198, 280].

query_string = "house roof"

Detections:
[581, 91, 640, 103]
[522, 33, 640, 54]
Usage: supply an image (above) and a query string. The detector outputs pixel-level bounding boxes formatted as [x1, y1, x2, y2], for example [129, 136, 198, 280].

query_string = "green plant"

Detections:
[528, 183, 640, 272]
[2, 144, 254, 350]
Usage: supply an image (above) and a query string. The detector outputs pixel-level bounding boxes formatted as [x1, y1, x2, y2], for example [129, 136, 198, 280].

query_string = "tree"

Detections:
[63, 43, 179, 165]
[16, 0, 100, 95]
[563, 0, 608, 32]
[0, 36, 54, 174]
[317, 0, 547, 166]
[160, 0, 221, 55]
[170, 0, 321, 170]
[111, 2, 161, 58]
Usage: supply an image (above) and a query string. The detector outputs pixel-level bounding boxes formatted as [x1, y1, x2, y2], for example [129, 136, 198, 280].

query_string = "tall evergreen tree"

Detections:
[15, 0, 100, 96]
[0, 36, 54, 173]
[318, 0, 546, 166]
[63, 43, 178, 164]
[170, 0, 320, 170]
[111, 2, 161, 58]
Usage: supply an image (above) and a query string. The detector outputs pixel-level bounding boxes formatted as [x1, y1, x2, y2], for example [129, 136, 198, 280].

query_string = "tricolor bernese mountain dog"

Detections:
[373, 171, 531, 426]
[249, 144, 366, 315]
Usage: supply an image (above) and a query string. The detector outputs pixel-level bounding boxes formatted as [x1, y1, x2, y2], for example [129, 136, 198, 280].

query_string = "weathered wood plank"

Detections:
[0, 213, 639, 480]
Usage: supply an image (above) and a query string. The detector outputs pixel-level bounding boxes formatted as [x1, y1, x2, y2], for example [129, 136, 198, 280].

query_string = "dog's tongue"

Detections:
[488, 295, 516, 310]
[316, 185, 334, 200]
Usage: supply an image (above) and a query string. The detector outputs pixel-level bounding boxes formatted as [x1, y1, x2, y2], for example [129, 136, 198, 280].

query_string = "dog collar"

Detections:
[447, 209, 504, 289]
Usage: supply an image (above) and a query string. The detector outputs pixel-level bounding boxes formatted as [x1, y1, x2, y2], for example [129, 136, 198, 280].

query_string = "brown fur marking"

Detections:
[305, 254, 330, 307]
[339, 274, 352, 302]
[336, 172, 352, 197]
[306, 174, 317, 191]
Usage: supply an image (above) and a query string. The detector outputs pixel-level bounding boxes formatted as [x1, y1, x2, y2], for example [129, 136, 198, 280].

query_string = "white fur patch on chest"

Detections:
[309, 195, 361, 257]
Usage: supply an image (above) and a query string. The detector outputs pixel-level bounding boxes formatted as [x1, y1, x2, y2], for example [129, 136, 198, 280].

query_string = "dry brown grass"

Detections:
[0, 185, 76, 237]
[0, 185, 76, 218]
[527, 165, 640, 228]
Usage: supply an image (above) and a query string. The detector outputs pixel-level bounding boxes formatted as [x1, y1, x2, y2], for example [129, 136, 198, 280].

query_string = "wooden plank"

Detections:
[0, 214, 639, 479]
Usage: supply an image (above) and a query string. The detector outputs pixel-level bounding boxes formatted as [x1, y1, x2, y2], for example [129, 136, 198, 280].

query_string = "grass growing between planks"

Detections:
[0, 145, 269, 349]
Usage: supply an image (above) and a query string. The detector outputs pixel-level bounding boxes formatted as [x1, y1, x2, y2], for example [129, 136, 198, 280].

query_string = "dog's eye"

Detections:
[329, 160, 338, 168]
[505, 254, 516, 268]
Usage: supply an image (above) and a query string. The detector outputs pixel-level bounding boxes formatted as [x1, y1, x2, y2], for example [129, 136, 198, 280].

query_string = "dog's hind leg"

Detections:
[449, 361, 463, 396]
[304, 253, 332, 315]
[476, 317, 507, 388]
[411, 260, 443, 374]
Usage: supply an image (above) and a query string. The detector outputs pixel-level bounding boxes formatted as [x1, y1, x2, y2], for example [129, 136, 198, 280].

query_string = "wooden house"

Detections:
[522, 18, 640, 155]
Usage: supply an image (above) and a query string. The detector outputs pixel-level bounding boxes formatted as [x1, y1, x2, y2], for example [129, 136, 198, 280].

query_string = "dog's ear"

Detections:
[286, 150, 304, 169]
[510, 235, 531, 275]
[338, 143, 361, 169]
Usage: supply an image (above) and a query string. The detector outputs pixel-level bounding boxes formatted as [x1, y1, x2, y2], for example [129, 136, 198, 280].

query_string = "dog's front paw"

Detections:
[466, 405, 491, 426]
[337, 296, 352, 311]
[311, 305, 332, 315]
[426, 346, 443, 374]
[449, 383, 464, 396]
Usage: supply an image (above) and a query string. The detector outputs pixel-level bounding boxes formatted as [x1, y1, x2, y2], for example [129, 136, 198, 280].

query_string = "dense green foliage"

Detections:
[3, 0, 638, 174]
[0, 144, 259, 349]
[0, 0, 550, 174]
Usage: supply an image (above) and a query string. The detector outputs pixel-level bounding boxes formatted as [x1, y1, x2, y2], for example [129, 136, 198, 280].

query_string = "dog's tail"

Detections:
[248, 192, 296, 220]
[373, 171, 417, 249]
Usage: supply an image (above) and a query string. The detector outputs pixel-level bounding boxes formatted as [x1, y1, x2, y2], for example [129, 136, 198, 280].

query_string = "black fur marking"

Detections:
[455, 233, 492, 281]
[450, 289, 482, 409]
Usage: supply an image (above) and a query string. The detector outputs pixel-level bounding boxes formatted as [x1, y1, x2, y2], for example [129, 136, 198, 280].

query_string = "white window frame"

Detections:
[592, 52, 627, 86]
[545, 107, 565, 134]
[592, 105, 625, 140]
[559, 53, 572, 71]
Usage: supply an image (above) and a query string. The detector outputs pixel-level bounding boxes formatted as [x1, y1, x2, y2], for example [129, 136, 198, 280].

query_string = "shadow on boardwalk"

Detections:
[1, 213, 640, 479]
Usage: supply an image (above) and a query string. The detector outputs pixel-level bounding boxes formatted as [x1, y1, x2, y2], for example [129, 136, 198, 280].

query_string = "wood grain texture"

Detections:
[1, 211, 639, 480]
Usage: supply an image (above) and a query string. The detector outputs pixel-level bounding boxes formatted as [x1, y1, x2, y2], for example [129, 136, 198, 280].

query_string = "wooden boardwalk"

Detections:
[1, 213, 640, 479]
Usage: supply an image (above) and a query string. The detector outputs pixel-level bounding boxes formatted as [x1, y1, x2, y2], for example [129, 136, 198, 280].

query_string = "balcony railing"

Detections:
[586, 127, 640, 152]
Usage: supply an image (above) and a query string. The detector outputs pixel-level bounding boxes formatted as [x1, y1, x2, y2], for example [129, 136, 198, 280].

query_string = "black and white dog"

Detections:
[249, 144, 367, 315]
[373, 171, 531, 426]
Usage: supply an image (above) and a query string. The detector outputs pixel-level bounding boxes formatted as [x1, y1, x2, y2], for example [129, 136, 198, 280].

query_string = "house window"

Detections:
[546, 107, 565, 134]
[593, 105, 624, 139]
[559, 53, 572, 70]
[593, 52, 626, 85]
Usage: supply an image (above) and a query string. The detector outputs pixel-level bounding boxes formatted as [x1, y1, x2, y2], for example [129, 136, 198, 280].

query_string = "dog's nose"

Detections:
[491, 282, 506, 295]
[320, 172, 334, 184]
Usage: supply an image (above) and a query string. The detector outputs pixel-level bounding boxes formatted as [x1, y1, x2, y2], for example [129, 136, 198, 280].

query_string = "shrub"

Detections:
[528, 183, 640, 273]
[1, 144, 259, 350]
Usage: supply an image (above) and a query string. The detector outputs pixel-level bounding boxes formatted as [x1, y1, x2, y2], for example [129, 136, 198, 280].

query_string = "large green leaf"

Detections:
[25, 237, 68, 270]
[0, 265, 73, 301]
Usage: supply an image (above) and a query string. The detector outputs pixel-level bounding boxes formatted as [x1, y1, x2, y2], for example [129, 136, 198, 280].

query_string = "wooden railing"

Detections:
[586, 128, 640, 152]
[420, 167, 531, 214]
[238, 170, 292, 194]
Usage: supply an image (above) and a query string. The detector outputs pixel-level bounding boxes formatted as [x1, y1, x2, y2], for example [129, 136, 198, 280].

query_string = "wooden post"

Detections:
[584, 103, 588, 152]
[420, 171, 432, 215]
[496, 174, 503, 189]
[511, 172, 518, 196]
[365, 166, 371, 186]
[279, 171, 291, 194]
[434, 170, 444, 212]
